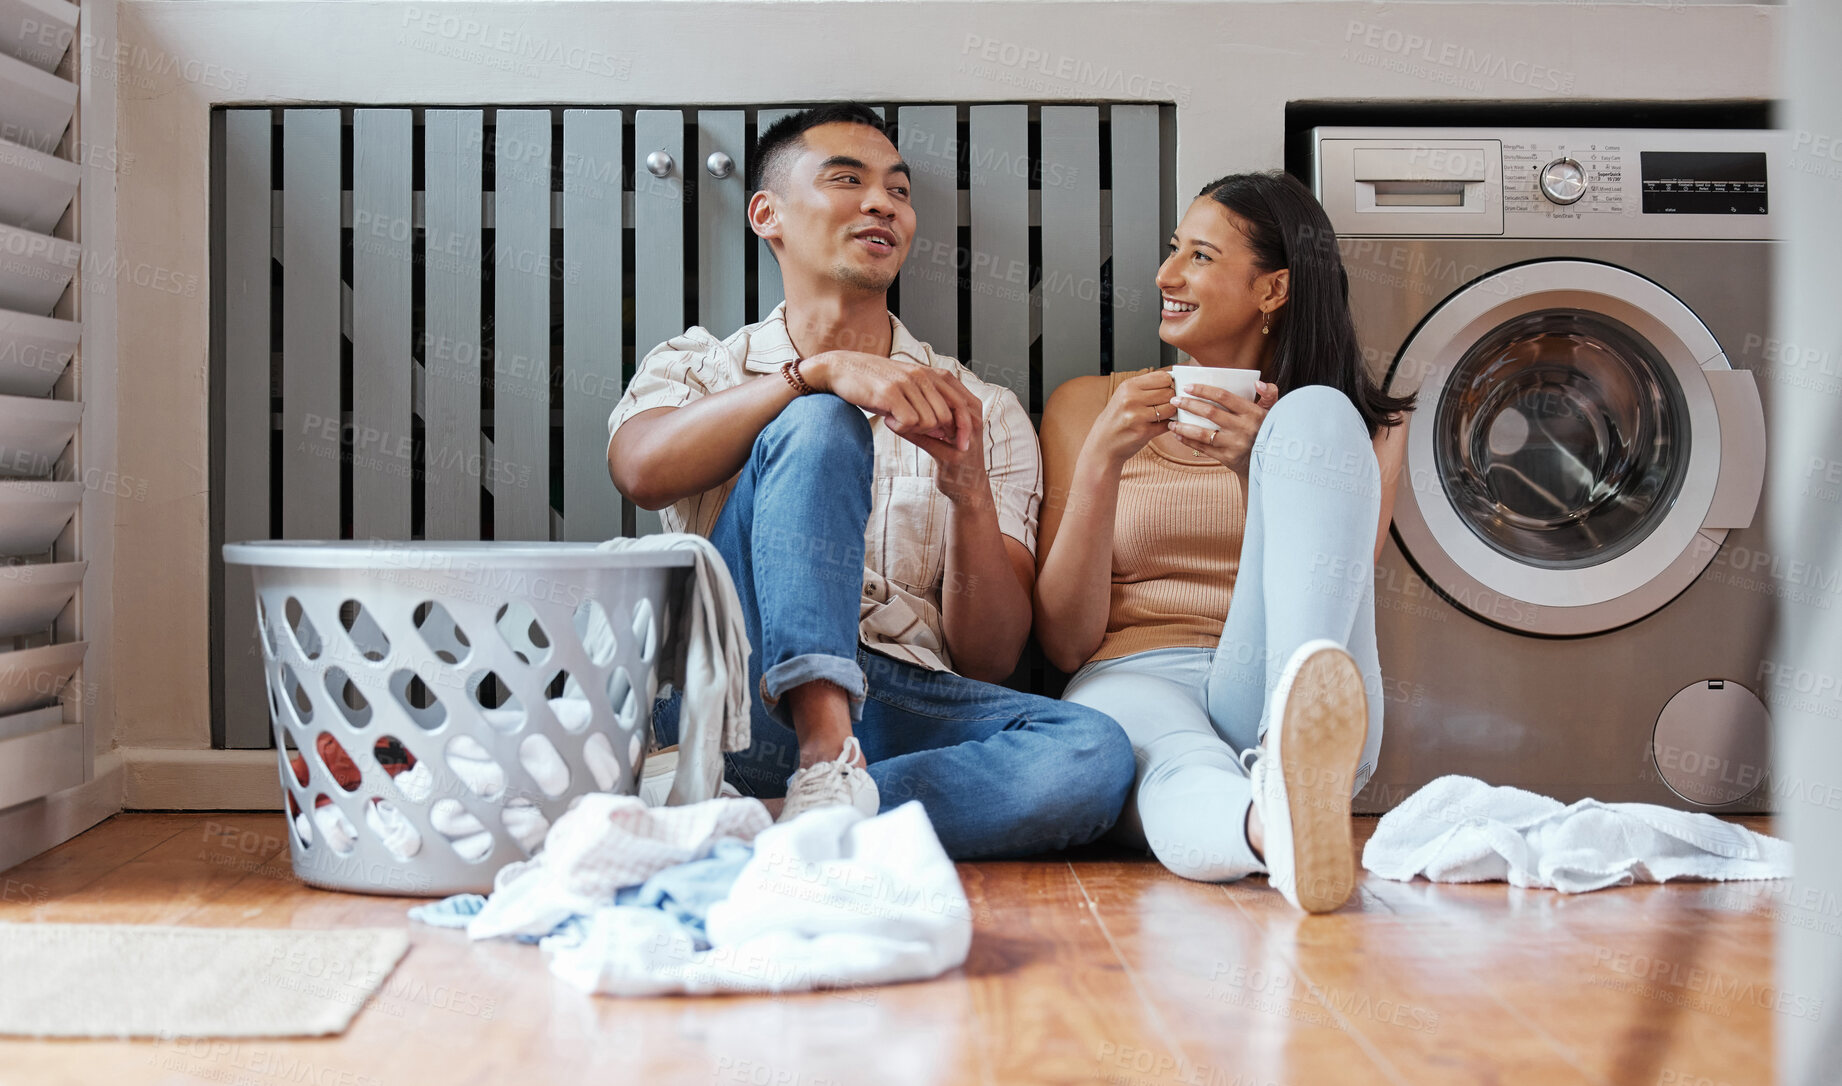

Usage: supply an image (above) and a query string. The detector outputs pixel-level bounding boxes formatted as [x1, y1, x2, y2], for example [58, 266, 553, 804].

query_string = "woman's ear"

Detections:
[1263, 267, 1291, 311]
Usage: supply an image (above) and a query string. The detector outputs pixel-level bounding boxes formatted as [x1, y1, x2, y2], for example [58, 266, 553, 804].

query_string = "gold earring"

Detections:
[1261, 311, 1271, 336]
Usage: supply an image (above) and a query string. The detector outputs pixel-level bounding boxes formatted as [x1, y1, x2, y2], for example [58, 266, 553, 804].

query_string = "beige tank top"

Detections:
[1087, 369, 1248, 664]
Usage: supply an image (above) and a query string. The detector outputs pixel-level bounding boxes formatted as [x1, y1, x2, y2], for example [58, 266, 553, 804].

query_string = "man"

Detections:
[606, 103, 1134, 859]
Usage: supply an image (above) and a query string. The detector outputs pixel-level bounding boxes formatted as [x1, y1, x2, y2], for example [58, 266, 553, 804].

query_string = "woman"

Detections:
[1034, 171, 1413, 913]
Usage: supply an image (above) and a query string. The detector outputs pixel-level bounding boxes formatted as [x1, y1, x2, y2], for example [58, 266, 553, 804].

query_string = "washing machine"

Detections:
[1311, 126, 1779, 812]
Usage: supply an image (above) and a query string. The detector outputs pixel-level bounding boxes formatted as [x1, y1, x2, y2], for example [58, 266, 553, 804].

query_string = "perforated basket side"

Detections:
[242, 553, 688, 897]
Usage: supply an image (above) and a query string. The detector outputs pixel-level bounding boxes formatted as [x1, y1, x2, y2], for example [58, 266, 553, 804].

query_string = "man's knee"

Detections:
[757, 393, 873, 473]
[1045, 703, 1137, 812]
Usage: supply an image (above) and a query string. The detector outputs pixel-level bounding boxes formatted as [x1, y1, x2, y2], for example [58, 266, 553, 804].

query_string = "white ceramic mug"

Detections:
[1169, 365, 1261, 429]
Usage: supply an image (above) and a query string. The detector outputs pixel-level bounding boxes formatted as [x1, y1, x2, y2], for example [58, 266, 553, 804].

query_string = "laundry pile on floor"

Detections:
[1362, 774, 1794, 892]
[408, 793, 973, 996]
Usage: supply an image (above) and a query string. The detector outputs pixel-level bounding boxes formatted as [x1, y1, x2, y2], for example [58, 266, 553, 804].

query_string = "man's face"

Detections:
[754, 122, 915, 295]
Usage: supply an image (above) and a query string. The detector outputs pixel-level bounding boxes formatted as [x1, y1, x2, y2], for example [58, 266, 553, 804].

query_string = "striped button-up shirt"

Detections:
[607, 302, 1042, 675]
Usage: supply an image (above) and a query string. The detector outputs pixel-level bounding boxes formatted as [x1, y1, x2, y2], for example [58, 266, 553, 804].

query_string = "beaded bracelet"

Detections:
[780, 358, 814, 396]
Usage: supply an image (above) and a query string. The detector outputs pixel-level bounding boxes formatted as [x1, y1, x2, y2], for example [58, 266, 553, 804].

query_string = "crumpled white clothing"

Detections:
[299, 793, 550, 863]
[541, 800, 972, 996]
[595, 534, 751, 806]
[1362, 774, 1794, 893]
[466, 793, 772, 941]
[383, 760, 549, 861]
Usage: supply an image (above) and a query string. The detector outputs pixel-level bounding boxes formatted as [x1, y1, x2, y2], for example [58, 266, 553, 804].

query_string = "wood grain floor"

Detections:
[0, 811, 1780, 1086]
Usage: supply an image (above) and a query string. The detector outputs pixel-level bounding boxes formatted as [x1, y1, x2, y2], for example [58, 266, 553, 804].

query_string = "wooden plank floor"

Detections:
[0, 812, 1779, 1085]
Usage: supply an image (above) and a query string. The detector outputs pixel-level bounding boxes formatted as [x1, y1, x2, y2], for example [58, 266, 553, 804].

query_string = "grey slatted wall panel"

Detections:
[752, 107, 797, 319]
[218, 103, 1176, 746]
[968, 105, 1029, 403]
[895, 105, 958, 356]
[222, 109, 272, 749]
[562, 109, 623, 543]
[492, 110, 552, 541]
[631, 109, 684, 538]
[422, 110, 484, 540]
[696, 110, 747, 339]
[280, 109, 341, 540]
[1040, 107, 1102, 394]
[350, 109, 413, 541]
[1110, 105, 1164, 372]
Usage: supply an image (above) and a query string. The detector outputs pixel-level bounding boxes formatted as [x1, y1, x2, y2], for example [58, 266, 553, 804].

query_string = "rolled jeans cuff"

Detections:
[759, 653, 869, 726]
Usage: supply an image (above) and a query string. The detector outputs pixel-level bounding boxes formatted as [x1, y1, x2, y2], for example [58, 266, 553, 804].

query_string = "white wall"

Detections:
[1775, 1, 1840, 1082]
[97, 0, 1778, 795]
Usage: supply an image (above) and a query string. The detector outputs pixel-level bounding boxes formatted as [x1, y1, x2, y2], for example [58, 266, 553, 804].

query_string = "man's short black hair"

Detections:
[749, 103, 890, 196]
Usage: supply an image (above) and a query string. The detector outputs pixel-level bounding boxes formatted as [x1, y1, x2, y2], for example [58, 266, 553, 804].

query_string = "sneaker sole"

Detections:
[1274, 643, 1368, 914]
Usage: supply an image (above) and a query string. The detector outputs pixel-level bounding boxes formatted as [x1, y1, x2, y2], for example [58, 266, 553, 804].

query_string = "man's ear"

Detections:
[748, 190, 780, 245]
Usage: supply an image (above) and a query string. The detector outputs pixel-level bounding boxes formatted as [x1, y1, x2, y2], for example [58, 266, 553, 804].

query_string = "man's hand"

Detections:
[906, 397, 988, 506]
[802, 350, 981, 452]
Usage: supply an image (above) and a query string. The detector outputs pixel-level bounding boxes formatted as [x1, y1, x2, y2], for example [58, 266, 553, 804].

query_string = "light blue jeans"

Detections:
[654, 393, 1137, 861]
[1061, 385, 1385, 882]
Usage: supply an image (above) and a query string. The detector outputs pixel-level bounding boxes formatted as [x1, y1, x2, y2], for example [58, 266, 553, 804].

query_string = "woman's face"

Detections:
[1155, 198, 1286, 362]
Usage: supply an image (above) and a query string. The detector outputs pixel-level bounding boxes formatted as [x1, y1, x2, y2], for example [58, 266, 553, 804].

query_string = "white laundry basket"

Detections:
[223, 541, 696, 897]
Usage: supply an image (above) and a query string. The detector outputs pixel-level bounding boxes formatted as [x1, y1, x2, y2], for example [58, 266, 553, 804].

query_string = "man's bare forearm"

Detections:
[940, 486, 1031, 681]
[608, 369, 807, 510]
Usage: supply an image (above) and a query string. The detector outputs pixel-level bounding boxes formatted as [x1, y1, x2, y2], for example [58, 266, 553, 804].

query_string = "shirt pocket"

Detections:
[874, 475, 948, 595]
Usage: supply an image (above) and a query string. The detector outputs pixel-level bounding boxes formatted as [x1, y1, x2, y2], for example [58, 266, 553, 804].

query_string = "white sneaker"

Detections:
[1243, 639, 1369, 914]
[779, 736, 880, 822]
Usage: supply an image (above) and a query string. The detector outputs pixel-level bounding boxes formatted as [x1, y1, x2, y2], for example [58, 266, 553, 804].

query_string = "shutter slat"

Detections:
[968, 105, 1030, 403]
[631, 110, 685, 538]
[422, 110, 484, 540]
[895, 105, 959, 356]
[492, 110, 553, 542]
[562, 109, 624, 543]
[280, 109, 341, 540]
[1109, 105, 1165, 372]
[351, 109, 413, 541]
[1040, 107, 1103, 397]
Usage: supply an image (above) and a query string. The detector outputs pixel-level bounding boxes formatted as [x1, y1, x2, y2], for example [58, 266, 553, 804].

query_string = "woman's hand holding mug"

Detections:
[1166, 379, 1279, 472]
[1088, 370, 1182, 469]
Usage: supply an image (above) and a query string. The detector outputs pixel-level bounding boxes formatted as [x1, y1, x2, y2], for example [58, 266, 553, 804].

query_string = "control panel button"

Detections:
[1539, 157, 1588, 205]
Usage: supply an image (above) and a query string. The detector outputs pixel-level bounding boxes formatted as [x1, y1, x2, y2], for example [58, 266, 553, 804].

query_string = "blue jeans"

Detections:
[1061, 385, 1385, 882]
[654, 393, 1136, 860]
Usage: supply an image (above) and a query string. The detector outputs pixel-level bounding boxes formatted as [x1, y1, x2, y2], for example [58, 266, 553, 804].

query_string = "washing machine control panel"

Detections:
[1505, 141, 1626, 215]
[1313, 127, 1779, 240]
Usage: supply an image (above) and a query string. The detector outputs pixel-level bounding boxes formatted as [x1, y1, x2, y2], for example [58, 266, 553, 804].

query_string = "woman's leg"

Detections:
[1063, 649, 1264, 882]
[1205, 385, 1385, 794]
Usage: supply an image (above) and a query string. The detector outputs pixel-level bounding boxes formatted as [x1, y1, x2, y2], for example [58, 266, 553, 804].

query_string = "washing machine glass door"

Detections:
[1389, 259, 1764, 636]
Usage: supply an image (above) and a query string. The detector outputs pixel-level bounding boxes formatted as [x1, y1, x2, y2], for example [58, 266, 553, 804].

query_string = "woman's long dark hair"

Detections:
[1197, 171, 1415, 436]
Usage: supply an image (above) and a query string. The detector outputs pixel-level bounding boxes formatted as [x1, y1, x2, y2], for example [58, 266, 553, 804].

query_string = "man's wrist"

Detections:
[799, 352, 833, 392]
[940, 469, 994, 508]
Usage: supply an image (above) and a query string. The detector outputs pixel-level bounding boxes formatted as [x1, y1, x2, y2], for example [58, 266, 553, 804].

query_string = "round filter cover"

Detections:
[1652, 680, 1771, 807]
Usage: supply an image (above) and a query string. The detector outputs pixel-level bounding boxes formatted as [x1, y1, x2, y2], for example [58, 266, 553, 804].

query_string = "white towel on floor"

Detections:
[542, 800, 972, 996]
[1362, 774, 1793, 892]
[465, 793, 772, 941]
[595, 534, 752, 806]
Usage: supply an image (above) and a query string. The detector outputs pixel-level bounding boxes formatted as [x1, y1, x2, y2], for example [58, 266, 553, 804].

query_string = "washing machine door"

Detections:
[1388, 259, 1765, 636]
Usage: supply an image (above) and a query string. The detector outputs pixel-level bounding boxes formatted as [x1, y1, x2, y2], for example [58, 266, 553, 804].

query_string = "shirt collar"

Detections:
[742, 301, 934, 373]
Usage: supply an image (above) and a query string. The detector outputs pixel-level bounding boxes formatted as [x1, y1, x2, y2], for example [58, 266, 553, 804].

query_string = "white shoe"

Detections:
[779, 736, 880, 822]
[1243, 639, 1369, 914]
